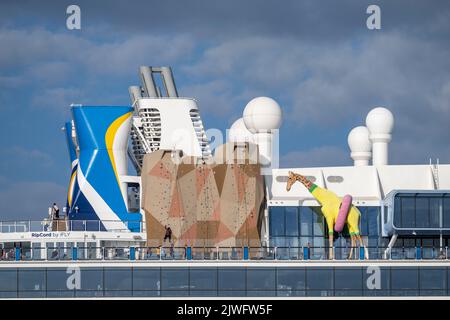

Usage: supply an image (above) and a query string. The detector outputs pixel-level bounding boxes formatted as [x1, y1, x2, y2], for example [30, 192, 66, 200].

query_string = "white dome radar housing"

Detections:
[348, 126, 371, 152]
[365, 107, 394, 166]
[365, 107, 394, 136]
[348, 126, 372, 166]
[243, 97, 282, 133]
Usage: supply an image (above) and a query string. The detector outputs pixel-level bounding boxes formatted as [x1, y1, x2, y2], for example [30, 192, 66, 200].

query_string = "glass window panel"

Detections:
[0, 292, 17, 298]
[311, 207, 325, 237]
[299, 207, 313, 236]
[80, 268, 103, 291]
[286, 237, 299, 248]
[368, 207, 380, 236]
[189, 290, 217, 297]
[334, 268, 363, 290]
[359, 207, 369, 236]
[306, 290, 333, 297]
[306, 268, 333, 290]
[47, 268, 73, 291]
[18, 269, 46, 291]
[285, 207, 299, 236]
[218, 290, 246, 297]
[247, 268, 275, 291]
[420, 268, 446, 290]
[0, 269, 17, 291]
[133, 268, 160, 291]
[415, 197, 429, 228]
[247, 290, 276, 297]
[270, 237, 286, 247]
[420, 290, 445, 296]
[190, 268, 217, 291]
[429, 197, 441, 228]
[277, 268, 305, 290]
[132, 290, 161, 297]
[401, 197, 415, 228]
[104, 290, 133, 297]
[394, 197, 401, 227]
[218, 268, 245, 291]
[31, 243, 42, 260]
[391, 290, 419, 296]
[18, 291, 46, 298]
[161, 268, 188, 291]
[391, 268, 418, 290]
[75, 290, 104, 297]
[104, 268, 132, 291]
[160, 290, 189, 297]
[269, 207, 285, 236]
[443, 196, 450, 228]
[335, 290, 363, 296]
[299, 237, 313, 247]
[277, 290, 306, 297]
[46, 291, 75, 298]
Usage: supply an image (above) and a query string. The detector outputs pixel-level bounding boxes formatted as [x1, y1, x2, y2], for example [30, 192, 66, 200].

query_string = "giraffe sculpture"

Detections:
[286, 171, 368, 260]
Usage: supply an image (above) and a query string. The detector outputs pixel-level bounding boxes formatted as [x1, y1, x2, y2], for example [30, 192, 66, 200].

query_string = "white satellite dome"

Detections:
[365, 107, 394, 135]
[228, 118, 254, 143]
[348, 126, 371, 152]
[243, 97, 282, 133]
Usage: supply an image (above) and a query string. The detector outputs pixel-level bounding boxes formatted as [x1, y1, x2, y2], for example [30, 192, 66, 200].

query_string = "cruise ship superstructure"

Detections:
[1, 66, 450, 298]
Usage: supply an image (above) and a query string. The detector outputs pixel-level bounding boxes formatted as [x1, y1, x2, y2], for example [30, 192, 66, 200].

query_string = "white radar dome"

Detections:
[228, 118, 254, 143]
[365, 107, 394, 135]
[243, 97, 282, 133]
[348, 126, 371, 152]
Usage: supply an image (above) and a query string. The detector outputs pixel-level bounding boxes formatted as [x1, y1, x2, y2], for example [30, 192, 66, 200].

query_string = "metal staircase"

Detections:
[189, 109, 212, 158]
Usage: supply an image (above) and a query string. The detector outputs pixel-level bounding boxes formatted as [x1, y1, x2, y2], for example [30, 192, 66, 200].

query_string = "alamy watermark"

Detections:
[367, 5, 381, 30]
[66, 5, 81, 30]
[66, 266, 81, 290]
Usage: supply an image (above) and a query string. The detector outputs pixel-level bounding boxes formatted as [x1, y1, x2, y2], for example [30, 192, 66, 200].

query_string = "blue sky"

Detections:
[1, 0, 450, 220]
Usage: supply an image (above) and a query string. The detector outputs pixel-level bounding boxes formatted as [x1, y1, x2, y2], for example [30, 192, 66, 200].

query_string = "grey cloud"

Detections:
[281, 146, 350, 168]
[0, 180, 66, 220]
[1, 146, 54, 168]
[2, 1, 449, 42]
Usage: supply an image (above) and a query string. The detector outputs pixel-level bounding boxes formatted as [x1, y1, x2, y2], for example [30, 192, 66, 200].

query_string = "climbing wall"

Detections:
[141, 142, 265, 248]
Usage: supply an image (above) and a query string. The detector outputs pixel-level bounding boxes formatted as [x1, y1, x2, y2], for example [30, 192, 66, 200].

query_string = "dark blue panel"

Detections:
[0, 269, 17, 292]
[161, 268, 188, 291]
[269, 207, 284, 236]
[218, 268, 245, 291]
[334, 268, 363, 290]
[306, 268, 333, 290]
[391, 268, 418, 290]
[277, 268, 305, 290]
[285, 207, 298, 236]
[133, 268, 160, 291]
[419, 268, 446, 290]
[299, 207, 313, 236]
[104, 268, 132, 291]
[190, 268, 217, 291]
[247, 268, 276, 291]
[18, 269, 46, 291]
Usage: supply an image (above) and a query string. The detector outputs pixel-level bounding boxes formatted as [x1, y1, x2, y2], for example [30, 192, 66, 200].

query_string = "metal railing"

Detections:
[0, 219, 145, 233]
[1, 246, 449, 262]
